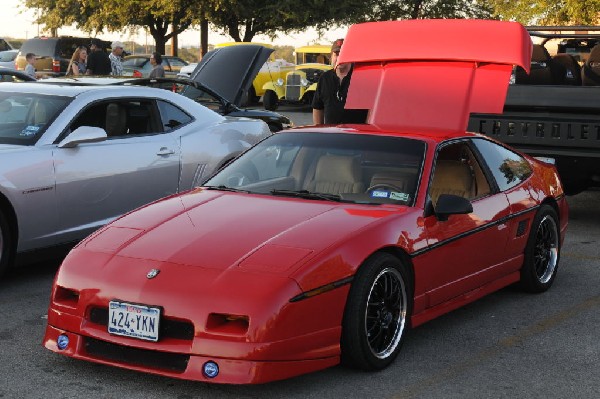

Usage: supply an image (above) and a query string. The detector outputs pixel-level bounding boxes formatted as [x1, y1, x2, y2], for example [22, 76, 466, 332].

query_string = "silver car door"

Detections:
[52, 99, 181, 243]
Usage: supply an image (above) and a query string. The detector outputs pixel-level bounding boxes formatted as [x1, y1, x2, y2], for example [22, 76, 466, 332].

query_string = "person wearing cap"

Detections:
[109, 40, 125, 76]
[312, 38, 367, 125]
[86, 39, 111, 75]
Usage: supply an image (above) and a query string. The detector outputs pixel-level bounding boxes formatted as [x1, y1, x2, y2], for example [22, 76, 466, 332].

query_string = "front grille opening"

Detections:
[84, 337, 189, 373]
[54, 286, 80, 307]
[88, 307, 195, 341]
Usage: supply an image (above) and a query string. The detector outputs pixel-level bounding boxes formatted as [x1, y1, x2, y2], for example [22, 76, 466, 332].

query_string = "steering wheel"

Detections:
[368, 183, 404, 192]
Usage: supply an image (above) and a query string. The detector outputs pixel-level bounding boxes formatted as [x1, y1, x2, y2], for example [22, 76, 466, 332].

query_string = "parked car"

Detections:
[213, 42, 295, 104]
[176, 62, 197, 78]
[43, 20, 568, 384]
[0, 50, 18, 69]
[0, 67, 36, 82]
[122, 55, 189, 78]
[0, 81, 271, 278]
[262, 44, 332, 110]
[180, 44, 293, 131]
[15, 36, 111, 77]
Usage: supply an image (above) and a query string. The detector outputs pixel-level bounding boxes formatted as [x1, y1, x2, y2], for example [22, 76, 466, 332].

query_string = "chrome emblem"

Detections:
[146, 269, 160, 279]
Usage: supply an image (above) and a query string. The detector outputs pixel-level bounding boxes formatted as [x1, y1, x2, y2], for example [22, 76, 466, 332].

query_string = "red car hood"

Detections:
[84, 189, 406, 276]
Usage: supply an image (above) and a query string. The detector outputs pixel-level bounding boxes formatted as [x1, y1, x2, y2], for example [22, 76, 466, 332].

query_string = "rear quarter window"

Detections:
[473, 138, 532, 192]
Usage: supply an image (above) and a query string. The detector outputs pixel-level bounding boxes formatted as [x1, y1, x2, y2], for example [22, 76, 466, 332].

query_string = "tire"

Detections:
[341, 253, 412, 371]
[520, 205, 560, 293]
[0, 210, 13, 279]
[263, 90, 278, 111]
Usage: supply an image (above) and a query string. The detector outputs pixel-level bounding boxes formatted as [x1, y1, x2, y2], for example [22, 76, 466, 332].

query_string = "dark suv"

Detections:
[15, 36, 111, 76]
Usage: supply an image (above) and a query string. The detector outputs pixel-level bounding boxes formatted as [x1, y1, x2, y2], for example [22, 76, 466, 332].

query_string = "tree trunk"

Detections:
[200, 18, 208, 57]
[154, 35, 167, 55]
[171, 30, 178, 56]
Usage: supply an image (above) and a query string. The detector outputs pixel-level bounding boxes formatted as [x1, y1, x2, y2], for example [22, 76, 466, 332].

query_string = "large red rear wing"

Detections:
[338, 19, 532, 133]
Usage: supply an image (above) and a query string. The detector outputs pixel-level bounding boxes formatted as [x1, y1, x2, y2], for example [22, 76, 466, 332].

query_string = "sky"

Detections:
[1, 0, 349, 49]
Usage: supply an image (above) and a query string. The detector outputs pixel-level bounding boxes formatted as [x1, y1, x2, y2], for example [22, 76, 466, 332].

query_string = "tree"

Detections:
[487, 0, 600, 25]
[205, 0, 372, 42]
[21, 0, 202, 54]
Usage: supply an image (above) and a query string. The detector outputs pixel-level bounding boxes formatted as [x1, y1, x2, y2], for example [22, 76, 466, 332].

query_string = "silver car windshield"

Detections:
[205, 131, 426, 206]
[0, 93, 71, 145]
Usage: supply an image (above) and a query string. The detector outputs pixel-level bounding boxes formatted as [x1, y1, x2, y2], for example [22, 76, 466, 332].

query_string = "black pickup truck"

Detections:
[469, 27, 600, 195]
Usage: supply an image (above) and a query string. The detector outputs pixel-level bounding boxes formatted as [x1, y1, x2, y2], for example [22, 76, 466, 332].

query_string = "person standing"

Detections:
[312, 38, 367, 125]
[148, 52, 165, 78]
[67, 46, 87, 76]
[86, 39, 111, 75]
[24, 53, 37, 79]
[109, 41, 125, 76]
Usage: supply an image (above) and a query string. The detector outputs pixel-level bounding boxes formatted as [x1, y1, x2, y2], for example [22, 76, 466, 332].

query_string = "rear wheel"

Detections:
[263, 90, 278, 111]
[341, 253, 411, 370]
[0, 210, 14, 278]
[520, 205, 560, 293]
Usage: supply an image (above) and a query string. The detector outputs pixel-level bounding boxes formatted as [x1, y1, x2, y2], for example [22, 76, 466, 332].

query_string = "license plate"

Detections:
[108, 301, 161, 342]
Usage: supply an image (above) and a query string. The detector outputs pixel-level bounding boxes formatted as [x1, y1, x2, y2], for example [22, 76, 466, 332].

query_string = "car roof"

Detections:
[0, 81, 161, 97]
[285, 124, 478, 145]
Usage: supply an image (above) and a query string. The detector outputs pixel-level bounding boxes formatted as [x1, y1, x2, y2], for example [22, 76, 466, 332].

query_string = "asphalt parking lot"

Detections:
[0, 107, 598, 398]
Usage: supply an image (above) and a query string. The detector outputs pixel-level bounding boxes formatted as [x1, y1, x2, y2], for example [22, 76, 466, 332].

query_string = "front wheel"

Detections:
[341, 253, 411, 370]
[263, 90, 278, 111]
[520, 205, 560, 293]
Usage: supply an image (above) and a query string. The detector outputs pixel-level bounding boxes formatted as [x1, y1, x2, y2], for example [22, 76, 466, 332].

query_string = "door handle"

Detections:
[157, 147, 175, 156]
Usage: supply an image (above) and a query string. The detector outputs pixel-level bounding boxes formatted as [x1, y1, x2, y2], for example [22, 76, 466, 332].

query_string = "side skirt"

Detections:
[410, 271, 520, 328]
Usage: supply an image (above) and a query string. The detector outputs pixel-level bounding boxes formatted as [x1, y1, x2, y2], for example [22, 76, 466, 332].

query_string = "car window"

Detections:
[0, 39, 12, 52]
[58, 38, 91, 59]
[68, 99, 162, 139]
[0, 92, 71, 145]
[472, 138, 532, 192]
[166, 57, 187, 73]
[429, 141, 493, 205]
[156, 100, 193, 131]
[123, 57, 149, 68]
[206, 132, 426, 206]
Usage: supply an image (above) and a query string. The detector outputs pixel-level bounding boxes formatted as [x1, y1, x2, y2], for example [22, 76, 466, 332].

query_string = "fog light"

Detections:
[203, 361, 219, 378]
[57, 334, 69, 350]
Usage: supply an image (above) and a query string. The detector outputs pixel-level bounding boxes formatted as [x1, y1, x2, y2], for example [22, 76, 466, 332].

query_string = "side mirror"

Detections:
[435, 194, 473, 221]
[58, 126, 107, 148]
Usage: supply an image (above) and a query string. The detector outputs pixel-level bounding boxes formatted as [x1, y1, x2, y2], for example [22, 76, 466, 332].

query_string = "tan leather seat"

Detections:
[34, 101, 48, 125]
[306, 154, 364, 195]
[369, 171, 414, 193]
[429, 160, 474, 205]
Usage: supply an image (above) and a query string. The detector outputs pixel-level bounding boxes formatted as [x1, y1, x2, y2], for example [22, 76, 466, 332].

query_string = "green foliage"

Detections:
[488, 0, 600, 25]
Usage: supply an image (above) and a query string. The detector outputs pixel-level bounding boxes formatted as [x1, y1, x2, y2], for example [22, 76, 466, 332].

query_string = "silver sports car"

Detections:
[0, 82, 271, 276]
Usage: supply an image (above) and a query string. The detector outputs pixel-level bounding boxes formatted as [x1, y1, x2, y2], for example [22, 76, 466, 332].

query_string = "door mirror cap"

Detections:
[58, 126, 107, 148]
[435, 194, 473, 221]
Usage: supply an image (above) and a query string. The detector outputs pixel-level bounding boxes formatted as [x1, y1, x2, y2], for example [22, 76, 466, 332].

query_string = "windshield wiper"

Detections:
[270, 189, 344, 202]
[204, 185, 250, 193]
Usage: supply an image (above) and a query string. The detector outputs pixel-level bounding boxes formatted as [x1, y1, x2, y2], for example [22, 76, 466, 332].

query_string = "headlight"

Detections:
[301, 78, 309, 87]
[276, 78, 284, 86]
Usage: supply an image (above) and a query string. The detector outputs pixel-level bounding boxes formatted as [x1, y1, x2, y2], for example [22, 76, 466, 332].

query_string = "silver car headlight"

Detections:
[301, 78, 309, 87]
[276, 78, 284, 86]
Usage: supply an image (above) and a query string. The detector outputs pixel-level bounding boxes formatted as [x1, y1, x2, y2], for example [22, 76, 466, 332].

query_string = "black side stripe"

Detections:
[289, 276, 354, 303]
[410, 205, 539, 258]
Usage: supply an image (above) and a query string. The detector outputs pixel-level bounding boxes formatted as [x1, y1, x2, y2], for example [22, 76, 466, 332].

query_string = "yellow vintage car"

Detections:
[215, 42, 294, 104]
[262, 44, 333, 110]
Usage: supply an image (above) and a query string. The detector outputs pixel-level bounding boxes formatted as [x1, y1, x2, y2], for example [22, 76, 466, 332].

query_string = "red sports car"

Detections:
[43, 20, 568, 384]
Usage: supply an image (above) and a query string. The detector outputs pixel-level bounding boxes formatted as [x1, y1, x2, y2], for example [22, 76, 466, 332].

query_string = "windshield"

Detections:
[0, 92, 71, 145]
[205, 131, 425, 206]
